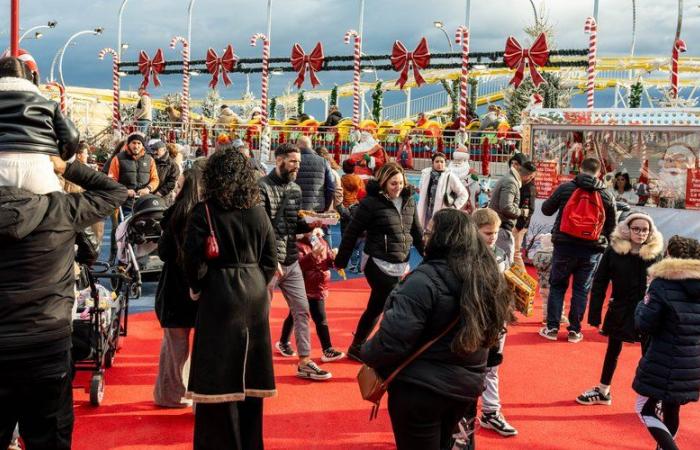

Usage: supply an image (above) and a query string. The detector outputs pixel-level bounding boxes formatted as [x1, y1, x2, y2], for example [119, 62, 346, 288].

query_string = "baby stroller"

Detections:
[72, 262, 130, 406]
[116, 194, 167, 298]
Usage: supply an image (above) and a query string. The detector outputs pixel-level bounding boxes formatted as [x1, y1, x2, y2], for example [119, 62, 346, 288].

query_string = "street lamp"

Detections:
[433, 21, 454, 53]
[18, 20, 57, 43]
[117, 0, 129, 61]
[187, 0, 196, 56]
[58, 27, 104, 86]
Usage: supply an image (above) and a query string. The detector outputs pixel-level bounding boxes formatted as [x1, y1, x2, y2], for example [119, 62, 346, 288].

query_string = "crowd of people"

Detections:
[0, 52, 699, 450]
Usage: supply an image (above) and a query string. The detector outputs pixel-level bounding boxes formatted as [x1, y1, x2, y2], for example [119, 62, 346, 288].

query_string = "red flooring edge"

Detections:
[72, 276, 700, 450]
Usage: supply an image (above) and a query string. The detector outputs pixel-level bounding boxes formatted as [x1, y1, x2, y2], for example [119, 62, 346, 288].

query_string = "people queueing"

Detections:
[576, 212, 663, 406]
[416, 152, 469, 229]
[260, 143, 332, 380]
[182, 149, 278, 450]
[295, 135, 336, 213]
[335, 163, 424, 362]
[153, 161, 206, 409]
[361, 209, 514, 450]
[539, 158, 616, 343]
[107, 133, 159, 215]
[633, 235, 700, 450]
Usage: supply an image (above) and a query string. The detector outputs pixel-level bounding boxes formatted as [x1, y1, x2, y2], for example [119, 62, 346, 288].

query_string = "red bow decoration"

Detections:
[391, 37, 431, 89]
[138, 49, 165, 89]
[206, 45, 238, 89]
[503, 33, 549, 88]
[290, 42, 324, 88]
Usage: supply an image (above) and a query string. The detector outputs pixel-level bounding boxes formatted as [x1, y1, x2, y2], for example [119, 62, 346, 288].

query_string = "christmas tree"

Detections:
[200, 89, 222, 120]
[372, 81, 384, 122]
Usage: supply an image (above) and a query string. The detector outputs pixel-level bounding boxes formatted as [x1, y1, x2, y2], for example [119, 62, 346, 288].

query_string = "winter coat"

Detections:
[297, 237, 334, 301]
[0, 76, 80, 160]
[323, 110, 343, 127]
[515, 180, 537, 230]
[183, 202, 278, 403]
[0, 163, 127, 362]
[341, 173, 365, 207]
[488, 167, 521, 231]
[154, 207, 198, 328]
[259, 170, 311, 266]
[588, 226, 664, 342]
[633, 258, 700, 404]
[296, 148, 336, 212]
[361, 259, 488, 401]
[335, 179, 424, 268]
[541, 172, 616, 251]
[416, 167, 469, 228]
[154, 154, 180, 197]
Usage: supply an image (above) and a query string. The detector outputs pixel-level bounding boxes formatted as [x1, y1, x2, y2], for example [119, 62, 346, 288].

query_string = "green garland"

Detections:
[329, 86, 338, 108]
[372, 81, 384, 122]
[629, 81, 643, 108]
[468, 78, 478, 113]
[297, 90, 305, 115]
[270, 97, 277, 120]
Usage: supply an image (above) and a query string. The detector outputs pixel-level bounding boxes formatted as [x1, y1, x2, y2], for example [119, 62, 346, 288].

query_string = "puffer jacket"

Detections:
[0, 163, 127, 361]
[588, 225, 664, 342]
[633, 257, 700, 404]
[362, 259, 488, 401]
[541, 172, 616, 250]
[154, 153, 180, 197]
[296, 147, 335, 212]
[0, 77, 80, 160]
[259, 170, 310, 265]
[335, 179, 424, 268]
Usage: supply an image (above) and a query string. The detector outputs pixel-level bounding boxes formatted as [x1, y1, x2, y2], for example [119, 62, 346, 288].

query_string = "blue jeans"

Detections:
[546, 246, 602, 332]
[137, 120, 151, 135]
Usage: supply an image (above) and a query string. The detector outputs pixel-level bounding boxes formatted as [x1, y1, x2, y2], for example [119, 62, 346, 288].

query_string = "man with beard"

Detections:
[656, 143, 697, 209]
[107, 133, 159, 215]
[259, 143, 332, 381]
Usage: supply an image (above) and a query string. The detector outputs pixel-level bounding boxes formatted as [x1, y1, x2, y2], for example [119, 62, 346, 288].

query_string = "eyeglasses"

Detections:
[630, 226, 650, 234]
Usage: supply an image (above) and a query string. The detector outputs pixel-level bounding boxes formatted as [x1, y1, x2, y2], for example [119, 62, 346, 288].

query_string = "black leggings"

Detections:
[636, 395, 681, 450]
[281, 299, 332, 350]
[351, 258, 401, 347]
[600, 336, 649, 386]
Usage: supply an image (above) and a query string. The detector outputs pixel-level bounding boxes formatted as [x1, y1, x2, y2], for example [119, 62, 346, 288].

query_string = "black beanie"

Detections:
[127, 133, 146, 146]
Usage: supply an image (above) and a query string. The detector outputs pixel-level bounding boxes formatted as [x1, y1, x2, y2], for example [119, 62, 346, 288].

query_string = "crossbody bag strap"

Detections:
[382, 316, 460, 387]
[204, 202, 216, 237]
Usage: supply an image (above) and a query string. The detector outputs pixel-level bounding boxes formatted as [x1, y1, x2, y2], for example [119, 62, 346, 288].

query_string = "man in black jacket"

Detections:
[148, 140, 180, 199]
[259, 143, 332, 381]
[295, 136, 336, 213]
[0, 157, 127, 449]
[539, 158, 616, 343]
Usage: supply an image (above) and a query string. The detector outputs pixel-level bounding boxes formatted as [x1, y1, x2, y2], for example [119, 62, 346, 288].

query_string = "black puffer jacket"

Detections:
[588, 225, 664, 342]
[296, 148, 335, 212]
[259, 170, 310, 265]
[362, 259, 487, 401]
[0, 76, 80, 160]
[541, 172, 616, 250]
[633, 258, 700, 404]
[335, 180, 423, 268]
[154, 154, 180, 197]
[0, 163, 127, 361]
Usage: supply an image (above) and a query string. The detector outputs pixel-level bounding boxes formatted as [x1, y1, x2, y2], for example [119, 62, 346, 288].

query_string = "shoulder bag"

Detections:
[204, 202, 220, 260]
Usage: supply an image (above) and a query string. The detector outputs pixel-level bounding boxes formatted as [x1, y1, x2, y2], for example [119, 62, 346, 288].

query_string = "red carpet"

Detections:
[73, 276, 700, 449]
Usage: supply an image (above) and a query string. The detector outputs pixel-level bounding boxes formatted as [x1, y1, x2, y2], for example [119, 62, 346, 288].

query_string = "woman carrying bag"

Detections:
[360, 209, 513, 450]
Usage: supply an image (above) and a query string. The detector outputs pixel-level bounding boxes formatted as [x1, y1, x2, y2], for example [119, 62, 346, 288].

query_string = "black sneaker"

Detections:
[479, 412, 518, 437]
[275, 341, 297, 357]
[297, 361, 332, 381]
[321, 348, 345, 362]
[347, 344, 363, 363]
[539, 326, 558, 341]
[576, 387, 612, 405]
[567, 331, 583, 343]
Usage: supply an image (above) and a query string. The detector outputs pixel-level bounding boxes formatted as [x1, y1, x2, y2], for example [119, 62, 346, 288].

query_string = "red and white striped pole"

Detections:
[671, 39, 686, 99]
[344, 29, 361, 128]
[455, 26, 470, 130]
[584, 17, 597, 109]
[47, 81, 66, 114]
[250, 33, 270, 129]
[170, 36, 190, 128]
[98, 47, 121, 134]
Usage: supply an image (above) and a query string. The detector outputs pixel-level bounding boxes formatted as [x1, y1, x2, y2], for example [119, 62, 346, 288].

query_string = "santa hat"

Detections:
[1, 48, 39, 79]
[453, 145, 470, 161]
[659, 143, 697, 169]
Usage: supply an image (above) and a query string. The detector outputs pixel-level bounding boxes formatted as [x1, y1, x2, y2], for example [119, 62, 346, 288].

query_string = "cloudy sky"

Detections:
[2, 0, 698, 114]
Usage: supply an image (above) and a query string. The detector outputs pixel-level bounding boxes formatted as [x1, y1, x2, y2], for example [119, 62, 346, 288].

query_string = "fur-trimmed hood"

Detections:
[649, 258, 700, 280]
[0, 76, 43, 96]
[610, 225, 664, 261]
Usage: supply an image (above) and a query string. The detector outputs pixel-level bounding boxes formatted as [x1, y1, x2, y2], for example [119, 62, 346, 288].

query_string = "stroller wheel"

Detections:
[129, 283, 141, 299]
[105, 349, 116, 369]
[89, 373, 105, 406]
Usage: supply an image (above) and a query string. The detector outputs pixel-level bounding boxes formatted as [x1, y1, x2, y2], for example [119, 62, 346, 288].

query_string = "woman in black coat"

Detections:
[633, 235, 700, 450]
[183, 149, 278, 450]
[153, 163, 205, 408]
[335, 163, 424, 361]
[576, 212, 663, 406]
[361, 209, 514, 450]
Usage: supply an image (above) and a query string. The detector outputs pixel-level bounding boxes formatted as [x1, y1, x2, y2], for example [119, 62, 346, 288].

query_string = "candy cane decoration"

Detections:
[455, 26, 469, 130]
[584, 17, 597, 109]
[671, 38, 687, 99]
[170, 36, 190, 128]
[98, 48, 121, 133]
[46, 81, 66, 114]
[251, 33, 270, 161]
[344, 30, 361, 128]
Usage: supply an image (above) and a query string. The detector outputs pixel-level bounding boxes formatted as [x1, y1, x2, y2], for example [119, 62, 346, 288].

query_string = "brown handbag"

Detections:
[204, 203, 220, 260]
[357, 316, 459, 420]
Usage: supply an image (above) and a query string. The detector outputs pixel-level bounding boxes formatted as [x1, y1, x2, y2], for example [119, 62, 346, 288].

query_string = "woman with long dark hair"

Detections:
[335, 163, 424, 361]
[361, 209, 513, 450]
[612, 171, 638, 205]
[183, 149, 277, 450]
[153, 161, 205, 408]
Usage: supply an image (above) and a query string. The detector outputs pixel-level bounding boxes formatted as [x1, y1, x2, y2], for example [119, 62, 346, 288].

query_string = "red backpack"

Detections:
[560, 188, 606, 241]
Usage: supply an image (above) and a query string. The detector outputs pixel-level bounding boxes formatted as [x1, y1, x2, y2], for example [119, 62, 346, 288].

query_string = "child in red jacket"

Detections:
[276, 228, 345, 362]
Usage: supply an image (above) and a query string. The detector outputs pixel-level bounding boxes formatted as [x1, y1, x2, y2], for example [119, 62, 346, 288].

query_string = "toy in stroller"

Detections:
[72, 262, 130, 406]
[115, 194, 167, 297]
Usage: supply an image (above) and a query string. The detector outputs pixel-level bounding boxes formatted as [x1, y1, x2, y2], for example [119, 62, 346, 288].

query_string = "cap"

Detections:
[127, 133, 146, 146]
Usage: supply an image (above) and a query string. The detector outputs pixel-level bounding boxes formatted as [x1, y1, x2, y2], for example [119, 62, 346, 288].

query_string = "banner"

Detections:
[534, 161, 559, 199]
[685, 168, 700, 210]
